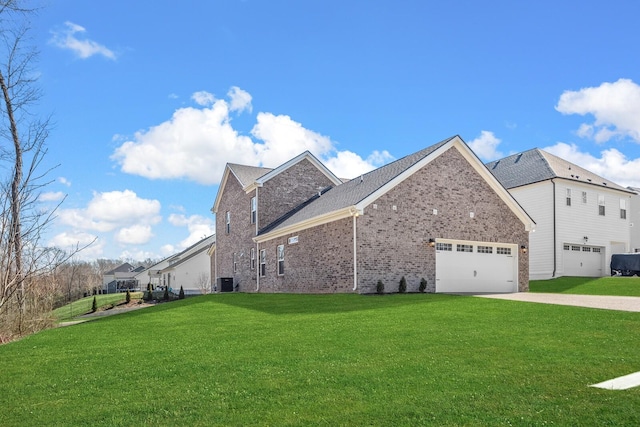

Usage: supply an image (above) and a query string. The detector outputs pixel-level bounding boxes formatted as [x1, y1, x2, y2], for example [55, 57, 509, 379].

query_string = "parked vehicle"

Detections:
[610, 253, 640, 276]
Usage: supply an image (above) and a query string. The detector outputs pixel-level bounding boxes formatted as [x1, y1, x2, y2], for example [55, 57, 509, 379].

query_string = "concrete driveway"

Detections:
[473, 292, 640, 312]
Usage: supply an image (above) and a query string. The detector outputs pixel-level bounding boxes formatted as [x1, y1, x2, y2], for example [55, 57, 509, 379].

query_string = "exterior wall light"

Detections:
[520, 245, 528, 254]
[428, 238, 436, 247]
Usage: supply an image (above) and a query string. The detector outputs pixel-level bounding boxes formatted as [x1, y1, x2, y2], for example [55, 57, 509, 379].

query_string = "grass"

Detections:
[1, 293, 639, 426]
[52, 292, 144, 322]
[530, 276, 640, 296]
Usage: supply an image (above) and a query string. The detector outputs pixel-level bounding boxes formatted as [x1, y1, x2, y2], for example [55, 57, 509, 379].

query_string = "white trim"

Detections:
[254, 206, 360, 243]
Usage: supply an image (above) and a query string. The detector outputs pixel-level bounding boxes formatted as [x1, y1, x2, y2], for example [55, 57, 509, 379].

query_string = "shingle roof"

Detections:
[258, 136, 455, 235]
[486, 148, 632, 193]
[227, 163, 272, 188]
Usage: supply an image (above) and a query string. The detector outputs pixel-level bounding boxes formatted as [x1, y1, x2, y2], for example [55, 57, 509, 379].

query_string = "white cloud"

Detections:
[49, 21, 116, 60]
[39, 191, 65, 202]
[543, 142, 640, 188]
[49, 231, 103, 259]
[168, 213, 214, 249]
[468, 130, 503, 161]
[191, 91, 216, 106]
[58, 177, 71, 186]
[111, 87, 389, 185]
[57, 190, 161, 233]
[115, 224, 154, 245]
[556, 78, 640, 143]
[324, 150, 393, 179]
[228, 86, 252, 113]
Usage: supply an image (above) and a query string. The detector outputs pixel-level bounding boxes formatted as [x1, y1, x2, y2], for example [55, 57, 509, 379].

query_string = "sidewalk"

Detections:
[473, 292, 640, 312]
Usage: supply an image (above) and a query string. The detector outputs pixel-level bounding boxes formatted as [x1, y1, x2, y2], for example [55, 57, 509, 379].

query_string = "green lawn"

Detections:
[1, 293, 639, 426]
[52, 292, 144, 322]
[530, 276, 640, 296]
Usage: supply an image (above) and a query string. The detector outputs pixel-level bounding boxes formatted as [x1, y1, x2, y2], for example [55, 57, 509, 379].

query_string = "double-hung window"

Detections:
[566, 188, 571, 206]
[620, 199, 627, 219]
[233, 253, 237, 273]
[598, 195, 605, 216]
[250, 197, 257, 224]
[259, 249, 266, 277]
[277, 245, 285, 276]
[250, 248, 256, 270]
[225, 211, 231, 233]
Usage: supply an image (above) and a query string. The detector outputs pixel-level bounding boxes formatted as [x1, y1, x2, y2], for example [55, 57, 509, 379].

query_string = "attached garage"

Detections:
[435, 239, 518, 293]
[562, 244, 603, 277]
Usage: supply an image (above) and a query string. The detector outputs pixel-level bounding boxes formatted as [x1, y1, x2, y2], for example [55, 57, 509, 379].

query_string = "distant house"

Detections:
[487, 149, 635, 279]
[212, 136, 533, 294]
[134, 257, 172, 290]
[102, 263, 145, 293]
[159, 235, 215, 295]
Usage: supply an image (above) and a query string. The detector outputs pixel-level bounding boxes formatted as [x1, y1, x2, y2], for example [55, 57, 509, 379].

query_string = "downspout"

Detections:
[256, 187, 260, 292]
[551, 179, 557, 278]
[353, 214, 358, 291]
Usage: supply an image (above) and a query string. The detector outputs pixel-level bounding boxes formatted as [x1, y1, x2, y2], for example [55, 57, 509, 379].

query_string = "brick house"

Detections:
[211, 135, 534, 293]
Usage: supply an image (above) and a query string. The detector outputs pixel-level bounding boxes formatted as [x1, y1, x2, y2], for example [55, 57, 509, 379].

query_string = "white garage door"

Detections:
[435, 240, 517, 293]
[562, 244, 603, 277]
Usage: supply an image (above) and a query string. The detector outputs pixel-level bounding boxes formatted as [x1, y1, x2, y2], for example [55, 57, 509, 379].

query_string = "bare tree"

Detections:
[0, 1, 88, 338]
[196, 272, 210, 294]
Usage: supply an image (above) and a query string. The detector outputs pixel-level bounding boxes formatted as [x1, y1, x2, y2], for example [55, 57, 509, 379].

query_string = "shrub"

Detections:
[163, 287, 169, 301]
[91, 296, 97, 313]
[144, 290, 153, 302]
[376, 280, 384, 294]
[419, 278, 427, 293]
[179, 286, 185, 300]
[147, 283, 152, 293]
[125, 289, 131, 304]
[399, 276, 407, 293]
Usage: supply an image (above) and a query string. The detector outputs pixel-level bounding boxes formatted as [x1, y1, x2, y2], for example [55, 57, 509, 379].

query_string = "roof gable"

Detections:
[255, 136, 534, 241]
[212, 163, 272, 213]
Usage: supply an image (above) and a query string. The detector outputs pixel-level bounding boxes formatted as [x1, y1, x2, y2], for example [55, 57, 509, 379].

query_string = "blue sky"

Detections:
[27, 0, 640, 261]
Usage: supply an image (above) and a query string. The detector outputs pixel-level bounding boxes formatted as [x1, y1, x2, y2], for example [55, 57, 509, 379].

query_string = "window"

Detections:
[225, 211, 231, 233]
[250, 197, 256, 224]
[582, 247, 591, 252]
[457, 244, 473, 253]
[233, 253, 237, 273]
[250, 248, 255, 270]
[563, 244, 570, 250]
[571, 245, 581, 251]
[435, 242, 452, 251]
[259, 249, 266, 277]
[598, 195, 605, 216]
[288, 236, 299, 244]
[566, 188, 572, 206]
[497, 247, 511, 255]
[593, 247, 601, 253]
[582, 191, 587, 204]
[277, 245, 285, 276]
[620, 199, 627, 219]
[477, 246, 493, 254]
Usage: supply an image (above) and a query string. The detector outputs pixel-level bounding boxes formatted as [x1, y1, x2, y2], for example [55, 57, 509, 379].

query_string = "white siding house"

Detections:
[487, 149, 634, 280]
[159, 235, 215, 295]
[134, 257, 171, 290]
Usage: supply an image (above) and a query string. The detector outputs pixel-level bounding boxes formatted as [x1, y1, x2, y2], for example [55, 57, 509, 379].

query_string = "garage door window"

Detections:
[457, 244, 473, 252]
[436, 243, 452, 251]
[582, 247, 591, 252]
[497, 247, 511, 255]
[477, 245, 493, 254]
[572, 245, 580, 251]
